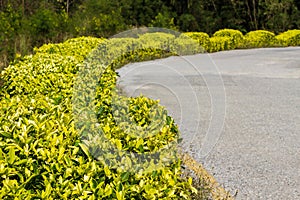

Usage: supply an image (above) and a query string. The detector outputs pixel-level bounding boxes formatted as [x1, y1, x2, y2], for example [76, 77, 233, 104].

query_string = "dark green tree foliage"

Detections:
[119, 0, 170, 26]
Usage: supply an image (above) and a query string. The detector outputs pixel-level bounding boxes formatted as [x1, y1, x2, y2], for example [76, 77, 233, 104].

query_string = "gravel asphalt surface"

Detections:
[116, 47, 300, 199]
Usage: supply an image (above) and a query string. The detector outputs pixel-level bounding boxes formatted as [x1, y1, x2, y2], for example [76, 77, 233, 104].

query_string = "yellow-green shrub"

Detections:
[34, 36, 105, 61]
[276, 30, 300, 46]
[181, 32, 210, 51]
[0, 36, 197, 199]
[208, 36, 235, 52]
[138, 32, 175, 50]
[244, 30, 277, 48]
[104, 37, 176, 69]
[172, 34, 205, 55]
[213, 29, 244, 48]
[3, 28, 299, 199]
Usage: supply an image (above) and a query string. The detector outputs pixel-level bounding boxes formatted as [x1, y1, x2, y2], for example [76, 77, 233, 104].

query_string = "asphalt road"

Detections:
[116, 47, 300, 199]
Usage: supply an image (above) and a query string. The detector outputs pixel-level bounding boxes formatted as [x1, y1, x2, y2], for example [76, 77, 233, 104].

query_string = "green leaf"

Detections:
[121, 172, 129, 182]
[116, 190, 124, 200]
[78, 143, 91, 158]
[0, 131, 12, 138]
[14, 159, 27, 166]
[8, 147, 15, 165]
[58, 147, 65, 160]
[41, 181, 52, 198]
[115, 139, 122, 150]
[104, 165, 111, 177]
[104, 184, 112, 196]
[0, 148, 4, 161]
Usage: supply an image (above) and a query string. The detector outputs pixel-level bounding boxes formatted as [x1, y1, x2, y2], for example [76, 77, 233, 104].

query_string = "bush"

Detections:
[172, 34, 204, 55]
[100, 37, 175, 69]
[0, 36, 197, 199]
[213, 29, 244, 48]
[208, 36, 235, 52]
[181, 32, 210, 51]
[244, 30, 277, 48]
[276, 30, 300, 46]
[138, 32, 175, 50]
[34, 36, 105, 61]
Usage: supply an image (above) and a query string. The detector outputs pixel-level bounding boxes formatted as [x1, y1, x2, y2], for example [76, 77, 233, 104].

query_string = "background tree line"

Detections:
[0, 0, 299, 68]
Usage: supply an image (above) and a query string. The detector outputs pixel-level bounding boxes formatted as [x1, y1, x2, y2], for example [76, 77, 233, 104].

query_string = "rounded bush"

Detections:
[276, 30, 300, 46]
[213, 29, 244, 48]
[244, 30, 277, 48]
[181, 32, 210, 51]
[208, 36, 235, 52]
[173, 34, 205, 55]
[138, 32, 175, 50]
[34, 36, 105, 61]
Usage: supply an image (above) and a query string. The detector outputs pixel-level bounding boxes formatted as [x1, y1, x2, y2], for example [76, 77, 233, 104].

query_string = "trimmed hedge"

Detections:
[212, 29, 244, 49]
[244, 30, 277, 48]
[181, 32, 210, 51]
[182, 29, 300, 52]
[208, 36, 235, 52]
[0, 36, 198, 199]
[138, 32, 175, 50]
[0, 28, 299, 199]
[173, 34, 205, 54]
[276, 30, 300, 46]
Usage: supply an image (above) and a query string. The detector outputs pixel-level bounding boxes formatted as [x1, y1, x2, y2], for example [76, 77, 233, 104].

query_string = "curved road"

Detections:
[117, 47, 300, 199]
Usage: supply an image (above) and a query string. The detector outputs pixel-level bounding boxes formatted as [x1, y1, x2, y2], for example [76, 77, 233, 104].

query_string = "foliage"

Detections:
[208, 36, 235, 52]
[0, 4, 22, 66]
[33, 36, 104, 61]
[173, 34, 205, 55]
[259, 0, 299, 33]
[213, 29, 244, 48]
[1, 18, 299, 198]
[181, 32, 210, 51]
[138, 32, 176, 48]
[0, 35, 199, 199]
[72, 0, 127, 38]
[149, 12, 178, 30]
[1, 0, 300, 66]
[276, 30, 300, 46]
[119, 0, 168, 27]
[178, 14, 199, 32]
[244, 30, 278, 48]
[28, 9, 60, 41]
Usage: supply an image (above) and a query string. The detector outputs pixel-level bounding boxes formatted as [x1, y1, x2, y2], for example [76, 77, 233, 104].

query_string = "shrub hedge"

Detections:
[181, 32, 210, 51]
[243, 30, 277, 48]
[184, 29, 299, 52]
[173, 34, 205, 55]
[208, 36, 235, 52]
[212, 29, 244, 49]
[276, 30, 300, 46]
[0, 36, 198, 199]
[0, 28, 299, 199]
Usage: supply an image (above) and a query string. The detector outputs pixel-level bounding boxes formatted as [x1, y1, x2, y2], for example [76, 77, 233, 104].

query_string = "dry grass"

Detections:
[180, 152, 234, 200]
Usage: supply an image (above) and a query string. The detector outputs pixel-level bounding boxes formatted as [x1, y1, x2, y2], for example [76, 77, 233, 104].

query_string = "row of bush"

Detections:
[116, 29, 299, 54]
[68, 29, 299, 59]
[183, 29, 300, 52]
[1, 28, 298, 199]
[0, 33, 213, 199]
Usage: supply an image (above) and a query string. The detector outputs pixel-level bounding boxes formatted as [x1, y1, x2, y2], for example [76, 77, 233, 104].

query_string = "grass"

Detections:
[180, 152, 234, 200]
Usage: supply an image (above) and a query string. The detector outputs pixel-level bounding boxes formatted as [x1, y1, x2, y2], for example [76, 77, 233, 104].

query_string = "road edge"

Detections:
[180, 152, 235, 200]
[116, 81, 234, 199]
